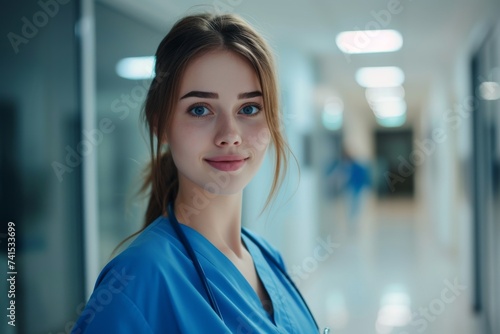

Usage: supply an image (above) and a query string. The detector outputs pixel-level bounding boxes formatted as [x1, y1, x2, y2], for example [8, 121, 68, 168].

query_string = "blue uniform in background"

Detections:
[71, 216, 318, 333]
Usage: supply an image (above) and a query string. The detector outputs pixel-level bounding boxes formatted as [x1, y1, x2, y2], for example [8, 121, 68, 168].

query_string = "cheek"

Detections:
[170, 122, 208, 145]
[168, 123, 211, 162]
[253, 124, 271, 148]
[259, 127, 271, 146]
[243, 124, 271, 159]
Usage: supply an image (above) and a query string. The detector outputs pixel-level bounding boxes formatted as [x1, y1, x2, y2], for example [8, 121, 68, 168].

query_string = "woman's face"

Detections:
[167, 50, 271, 197]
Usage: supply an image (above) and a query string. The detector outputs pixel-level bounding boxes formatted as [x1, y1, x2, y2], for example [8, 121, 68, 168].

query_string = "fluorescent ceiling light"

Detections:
[116, 56, 155, 80]
[336, 29, 403, 54]
[322, 97, 343, 131]
[365, 86, 405, 103]
[376, 114, 406, 127]
[479, 81, 500, 100]
[322, 112, 343, 131]
[356, 66, 405, 88]
[371, 99, 407, 118]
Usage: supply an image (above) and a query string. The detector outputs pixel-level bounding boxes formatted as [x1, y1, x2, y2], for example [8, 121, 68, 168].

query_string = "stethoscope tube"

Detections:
[167, 203, 224, 321]
[167, 202, 320, 331]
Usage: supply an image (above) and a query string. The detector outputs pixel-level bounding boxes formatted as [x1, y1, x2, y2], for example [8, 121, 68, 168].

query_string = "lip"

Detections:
[204, 155, 249, 172]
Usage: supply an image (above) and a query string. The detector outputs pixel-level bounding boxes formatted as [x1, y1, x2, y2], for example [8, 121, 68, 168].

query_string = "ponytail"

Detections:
[143, 149, 178, 226]
[112, 149, 177, 256]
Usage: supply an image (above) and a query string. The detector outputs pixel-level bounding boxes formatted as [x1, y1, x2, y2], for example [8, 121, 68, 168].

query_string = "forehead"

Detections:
[178, 50, 261, 96]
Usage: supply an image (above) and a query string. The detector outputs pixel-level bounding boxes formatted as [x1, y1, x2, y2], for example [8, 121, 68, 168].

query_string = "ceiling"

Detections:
[96, 0, 500, 128]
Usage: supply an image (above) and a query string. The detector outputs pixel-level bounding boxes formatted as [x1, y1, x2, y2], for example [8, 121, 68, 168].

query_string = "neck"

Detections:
[173, 180, 245, 257]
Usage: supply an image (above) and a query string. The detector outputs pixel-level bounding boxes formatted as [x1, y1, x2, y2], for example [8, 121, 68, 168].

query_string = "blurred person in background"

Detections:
[325, 147, 371, 232]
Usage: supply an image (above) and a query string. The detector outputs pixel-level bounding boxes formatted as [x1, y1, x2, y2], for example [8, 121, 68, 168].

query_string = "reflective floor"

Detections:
[303, 194, 481, 333]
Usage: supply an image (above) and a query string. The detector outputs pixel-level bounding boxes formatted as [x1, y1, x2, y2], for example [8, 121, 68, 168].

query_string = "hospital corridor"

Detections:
[305, 197, 478, 333]
[1, 0, 500, 333]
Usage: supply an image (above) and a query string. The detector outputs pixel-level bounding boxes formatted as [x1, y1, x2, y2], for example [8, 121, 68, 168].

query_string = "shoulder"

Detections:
[105, 217, 175, 263]
[73, 216, 188, 333]
[95, 216, 189, 289]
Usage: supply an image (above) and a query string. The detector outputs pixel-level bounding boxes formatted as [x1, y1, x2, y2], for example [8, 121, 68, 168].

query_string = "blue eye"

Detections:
[189, 105, 210, 117]
[240, 105, 261, 116]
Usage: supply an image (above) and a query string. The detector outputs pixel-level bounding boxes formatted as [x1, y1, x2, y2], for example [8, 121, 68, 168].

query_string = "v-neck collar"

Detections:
[175, 222, 278, 326]
[242, 231, 280, 324]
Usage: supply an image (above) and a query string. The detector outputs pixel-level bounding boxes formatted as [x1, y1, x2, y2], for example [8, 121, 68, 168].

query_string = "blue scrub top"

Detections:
[72, 215, 318, 333]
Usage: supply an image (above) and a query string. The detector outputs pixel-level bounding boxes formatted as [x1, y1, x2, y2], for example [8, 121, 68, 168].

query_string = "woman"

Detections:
[72, 12, 322, 333]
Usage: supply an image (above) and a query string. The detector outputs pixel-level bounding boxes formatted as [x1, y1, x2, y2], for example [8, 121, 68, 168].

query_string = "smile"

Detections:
[204, 157, 249, 172]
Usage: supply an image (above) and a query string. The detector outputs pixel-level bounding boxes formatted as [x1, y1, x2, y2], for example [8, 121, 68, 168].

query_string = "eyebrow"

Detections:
[238, 91, 262, 99]
[180, 91, 218, 99]
[179, 90, 262, 100]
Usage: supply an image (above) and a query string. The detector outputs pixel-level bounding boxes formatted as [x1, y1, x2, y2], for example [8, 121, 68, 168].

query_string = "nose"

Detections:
[215, 114, 241, 147]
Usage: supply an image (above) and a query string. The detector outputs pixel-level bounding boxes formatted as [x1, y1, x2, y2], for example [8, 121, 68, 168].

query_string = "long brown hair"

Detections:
[117, 12, 293, 250]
